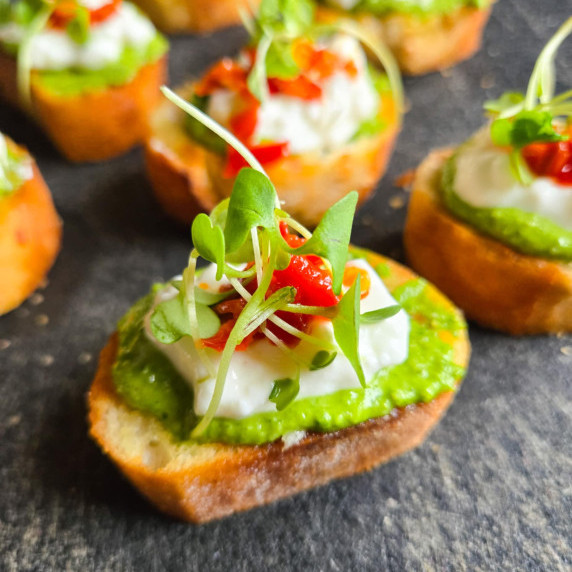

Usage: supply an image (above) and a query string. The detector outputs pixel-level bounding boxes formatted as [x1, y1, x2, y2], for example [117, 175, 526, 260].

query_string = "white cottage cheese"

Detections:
[145, 259, 410, 419]
[207, 35, 380, 155]
[0, 2, 156, 71]
[453, 127, 572, 230]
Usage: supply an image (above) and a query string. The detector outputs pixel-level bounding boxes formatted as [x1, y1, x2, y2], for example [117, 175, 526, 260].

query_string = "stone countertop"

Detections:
[0, 0, 571, 570]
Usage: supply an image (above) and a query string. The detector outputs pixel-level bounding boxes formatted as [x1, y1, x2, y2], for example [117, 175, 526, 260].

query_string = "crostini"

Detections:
[316, 0, 495, 75]
[0, 0, 168, 162]
[89, 99, 469, 522]
[129, 0, 261, 34]
[404, 18, 572, 335]
[0, 132, 61, 315]
[145, 0, 402, 227]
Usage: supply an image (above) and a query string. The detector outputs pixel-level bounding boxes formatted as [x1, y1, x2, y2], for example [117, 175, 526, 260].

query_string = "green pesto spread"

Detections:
[440, 154, 572, 262]
[30, 33, 167, 97]
[323, 0, 489, 17]
[112, 262, 467, 445]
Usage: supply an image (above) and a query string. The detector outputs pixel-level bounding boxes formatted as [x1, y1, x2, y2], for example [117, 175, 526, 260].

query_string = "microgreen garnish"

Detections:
[269, 373, 300, 411]
[191, 213, 226, 280]
[16, 1, 54, 112]
[485, 17, 572, 185]
[293, 191, 357, 295]
[361, 305, 401, 324]
[240, 0, 403, 112]
[150, 292, 221, 344]
[155, 94, 399, 434]
[66, 4, 90, 45]
[332, 275, 365, 387]
[309, 350, 337, 371]
[223, 168, 278, 254]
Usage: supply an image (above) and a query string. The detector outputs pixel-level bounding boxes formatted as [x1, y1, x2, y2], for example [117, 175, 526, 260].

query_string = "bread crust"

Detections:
[316, 3, 493, 75]
[145, 82, 400, 227]
[0, 50, 167, 163]
[404, 149, 572, 335]
[0, 142, 61, 315]
[129, 0, 261, 33]
[88, 253, 469, 523]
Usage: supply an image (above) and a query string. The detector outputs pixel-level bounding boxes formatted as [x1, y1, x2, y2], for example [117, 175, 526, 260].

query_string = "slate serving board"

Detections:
[1, 1, 571, 570]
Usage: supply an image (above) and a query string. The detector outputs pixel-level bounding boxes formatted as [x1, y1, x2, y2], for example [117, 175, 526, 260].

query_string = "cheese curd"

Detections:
[0, 2, 156, 71]
[145, 260, 410, 419]
[453, 127, 572, 231]
[207, 35, 380, 155]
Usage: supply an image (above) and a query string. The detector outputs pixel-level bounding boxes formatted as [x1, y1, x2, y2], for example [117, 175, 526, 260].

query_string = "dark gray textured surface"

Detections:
[1, 1, 571, 570]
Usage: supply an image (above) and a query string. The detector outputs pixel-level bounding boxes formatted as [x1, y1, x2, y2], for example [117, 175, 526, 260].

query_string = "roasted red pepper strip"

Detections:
[195, 59, 250, 98]
[522, 127, 572, 186]
[229, 102, 260, 142]
[49, 0, 121, 28]
[224, 142, 289, 178]
[268, 76, 322, 100]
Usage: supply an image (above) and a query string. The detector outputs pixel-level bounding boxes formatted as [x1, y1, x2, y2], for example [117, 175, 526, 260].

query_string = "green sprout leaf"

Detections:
[224, 168, 278, 253]
[192, 213, 226, 281]
[256, 0, 314, 39]
[240, 286, 296, 339]
[269, 374, 300, 411]
[360, 305, 401, 324]
[484, 92, 525, 116]
[332, 275, 365, 387]
[293, 191, 358, 295]
[151, 293, 221, 344]
[265, 41, 300, 79]
[66, 5, 90, 45]
[491, 110, 566, 149]
[309, 350, 337, 371]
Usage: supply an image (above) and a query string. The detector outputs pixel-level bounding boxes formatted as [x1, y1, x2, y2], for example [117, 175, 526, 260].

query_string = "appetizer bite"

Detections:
[404, 18, 572, 335]
[0, 0, 168, 162]
[316, 0, 495, 75]
[0, 132, 61, 315]
[145, 0, 402, 227]
[89, 97, 468, 523]
[129, 0, 261, 34]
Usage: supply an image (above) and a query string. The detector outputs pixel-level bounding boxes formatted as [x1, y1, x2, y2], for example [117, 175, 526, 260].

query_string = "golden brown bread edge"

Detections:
[144, 82, 400, 228]
[130, 0, 261, 33]
[88, 253, 469, 523]
[0, 142, 61, 315]
[404, 149, 572, 335]
[316, 3, 493, 75]
[0, 50, 167, 163]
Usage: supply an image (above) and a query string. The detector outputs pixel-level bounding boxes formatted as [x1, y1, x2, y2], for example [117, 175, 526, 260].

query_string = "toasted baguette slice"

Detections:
[0, 141, 61, 315]
[145, 82, 400, 227]
[88, 254, 469, 523]
[0, 51, 167, 163]
[130, 0, 261, 33]
[316, 3, 493, 75]
[404, 149, 572, 335]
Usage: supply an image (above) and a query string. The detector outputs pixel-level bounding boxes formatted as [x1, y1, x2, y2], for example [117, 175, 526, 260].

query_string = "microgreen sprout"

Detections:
[485, 17, 572, 185]
[8, 1, 98, 111]
[153, 92, 402, 433]
[240, 0, 403, 113]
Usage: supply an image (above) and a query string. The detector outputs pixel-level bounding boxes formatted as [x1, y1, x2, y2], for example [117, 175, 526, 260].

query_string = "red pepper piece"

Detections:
[268, 76, 322, 101]
[224, 142, 289, 178]
[229, 101, 260, 142]
[50, 0, 121, 28]
[195, 59, 249, 98]
[522, 128, 572, 186]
